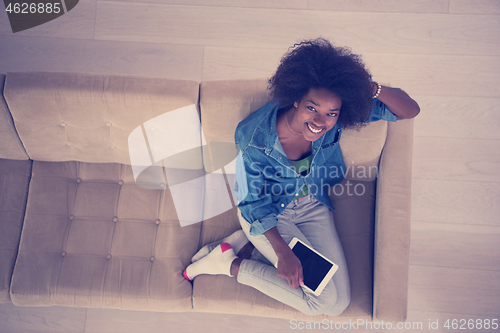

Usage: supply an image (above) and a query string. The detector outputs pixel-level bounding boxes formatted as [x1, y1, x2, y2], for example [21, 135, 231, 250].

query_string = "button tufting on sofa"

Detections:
[155, 219, 161, 225]
[4, 73, 202, 313]
[61, 122, 67, 127]
[69, 214, 75, 220]
[61, 251, 67, 257]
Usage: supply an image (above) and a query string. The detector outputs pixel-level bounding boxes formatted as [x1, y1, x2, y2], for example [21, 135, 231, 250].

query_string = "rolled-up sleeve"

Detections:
[247, 213, 279, 236]
[368, 98, 397, 123]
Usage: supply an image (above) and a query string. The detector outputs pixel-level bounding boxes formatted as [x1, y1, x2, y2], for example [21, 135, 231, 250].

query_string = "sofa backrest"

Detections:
[3, 72, 388, 182]
[4, 72, 200, 166]
[0, 75, 29, 160]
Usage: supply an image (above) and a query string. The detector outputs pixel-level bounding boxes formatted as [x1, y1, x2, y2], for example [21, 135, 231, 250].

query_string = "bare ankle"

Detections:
[237, 242, 254, 259]
[230, 258, 243, 277]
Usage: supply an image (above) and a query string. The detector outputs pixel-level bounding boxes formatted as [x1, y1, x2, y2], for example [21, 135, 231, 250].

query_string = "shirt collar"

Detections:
[264, 101, 330, 157]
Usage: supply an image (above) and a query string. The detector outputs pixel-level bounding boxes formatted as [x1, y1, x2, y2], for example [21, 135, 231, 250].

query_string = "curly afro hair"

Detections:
[268, 38, 374, 129]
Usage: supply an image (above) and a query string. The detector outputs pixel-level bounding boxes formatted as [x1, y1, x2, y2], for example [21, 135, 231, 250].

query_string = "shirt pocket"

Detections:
[319, 128, 341, 161]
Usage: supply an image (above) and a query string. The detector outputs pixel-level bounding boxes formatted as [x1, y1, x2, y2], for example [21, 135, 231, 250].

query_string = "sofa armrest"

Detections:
[0, 158, 32, 304]
[0, 74, 29, 160]
[373, 118, 414, 322]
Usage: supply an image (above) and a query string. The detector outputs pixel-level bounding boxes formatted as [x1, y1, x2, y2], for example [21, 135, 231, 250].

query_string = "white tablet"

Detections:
[287, 237, 338, 296]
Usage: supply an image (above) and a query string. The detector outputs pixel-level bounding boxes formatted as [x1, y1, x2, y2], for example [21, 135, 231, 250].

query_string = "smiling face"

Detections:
[292, 87, 342, 141]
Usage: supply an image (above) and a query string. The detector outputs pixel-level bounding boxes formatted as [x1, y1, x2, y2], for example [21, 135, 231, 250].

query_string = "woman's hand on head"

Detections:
[373, 84, 420, 119]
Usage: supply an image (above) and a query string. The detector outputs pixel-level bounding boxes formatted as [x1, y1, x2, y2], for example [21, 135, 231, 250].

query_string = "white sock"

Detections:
[191, 229, 248, 262]
[183, 243, 237, 281]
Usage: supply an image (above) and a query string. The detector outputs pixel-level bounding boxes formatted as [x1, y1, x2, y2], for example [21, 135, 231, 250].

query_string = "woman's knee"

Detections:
[304, 282, 350, 316]
[302, 283, 336, 316]
[327, 291, 350, 316]
[324, 283, 350, 316]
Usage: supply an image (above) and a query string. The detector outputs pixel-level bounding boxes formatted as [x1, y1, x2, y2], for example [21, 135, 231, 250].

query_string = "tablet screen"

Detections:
[291, 241, 333, 291]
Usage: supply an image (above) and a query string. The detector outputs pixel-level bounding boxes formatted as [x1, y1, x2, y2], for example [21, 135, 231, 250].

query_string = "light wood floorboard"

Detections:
[410, 221, 500, 270]
[408, 265, 500, 317]
[412, 96, 500, 139]
[84, 308, 294, 333]
[0, 35, 203, 80]
[0, 303, 87, 333]
[202, 46, 283, 81]
[98, 0, 308, 10]
[411, 179, 500, 226]
[412, 137, 500, 182]
[362, 54, 500, 98]
[202, 48, 500, 97]
[94, 2, 500, 56]
[308, 0, 450, 14]
[450, 0, 500, 14]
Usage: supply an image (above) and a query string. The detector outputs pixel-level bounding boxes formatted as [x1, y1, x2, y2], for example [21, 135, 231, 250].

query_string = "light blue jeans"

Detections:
[237, 194, 351, 316]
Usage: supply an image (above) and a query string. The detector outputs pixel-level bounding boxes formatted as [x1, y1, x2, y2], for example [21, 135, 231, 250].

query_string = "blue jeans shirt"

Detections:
[234, 99, 396, 236]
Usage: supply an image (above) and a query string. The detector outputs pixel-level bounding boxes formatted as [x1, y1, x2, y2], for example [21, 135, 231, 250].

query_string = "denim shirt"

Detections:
[234, 99, 397, 236]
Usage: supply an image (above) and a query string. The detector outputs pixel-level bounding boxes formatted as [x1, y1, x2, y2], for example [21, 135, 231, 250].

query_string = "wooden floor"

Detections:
[1, 0, 499, 332]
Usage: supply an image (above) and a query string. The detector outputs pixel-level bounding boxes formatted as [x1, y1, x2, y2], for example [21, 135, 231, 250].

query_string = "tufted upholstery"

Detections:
[10, 161, 199, 310]
[8, 73, 203, 310]
[4, 72, 200, 165]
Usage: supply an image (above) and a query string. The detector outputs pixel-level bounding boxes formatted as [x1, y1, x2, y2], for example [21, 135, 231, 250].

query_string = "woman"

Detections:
[183, 38, 419, 316]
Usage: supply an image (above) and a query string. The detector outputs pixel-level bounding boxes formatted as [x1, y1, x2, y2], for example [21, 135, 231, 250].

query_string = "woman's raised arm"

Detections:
[373, 83, 420, 120]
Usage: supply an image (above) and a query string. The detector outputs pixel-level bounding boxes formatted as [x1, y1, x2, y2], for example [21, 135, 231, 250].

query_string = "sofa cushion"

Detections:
[10, 161, 199, 311]
[0, 75, 29, 160]
[0, 159, 32, 303]
[4, 72, 199, 165]
[193, 79, 385, 319]
[340, 121, 387, 182]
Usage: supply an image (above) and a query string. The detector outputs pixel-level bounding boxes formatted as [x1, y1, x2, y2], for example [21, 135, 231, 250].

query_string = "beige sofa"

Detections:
[0, 72, 413, 323]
